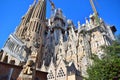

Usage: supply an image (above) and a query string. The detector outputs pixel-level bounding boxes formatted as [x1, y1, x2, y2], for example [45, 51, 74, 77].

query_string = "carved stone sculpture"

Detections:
[23, 60, 34, 75]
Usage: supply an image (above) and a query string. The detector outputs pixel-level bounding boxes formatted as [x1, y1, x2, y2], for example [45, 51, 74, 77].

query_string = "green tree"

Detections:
[86, 39, 120, 80]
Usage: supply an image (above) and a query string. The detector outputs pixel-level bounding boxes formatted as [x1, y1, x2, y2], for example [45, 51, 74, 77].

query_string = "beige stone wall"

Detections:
[91, 31, 105, 54]
[68, 74, 76, 80]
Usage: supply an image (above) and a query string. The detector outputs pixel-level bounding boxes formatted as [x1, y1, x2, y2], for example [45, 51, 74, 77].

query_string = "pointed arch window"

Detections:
[32, 21, 36, 31]
[35, 22, 39, 32]
[37, 24, 41, 33]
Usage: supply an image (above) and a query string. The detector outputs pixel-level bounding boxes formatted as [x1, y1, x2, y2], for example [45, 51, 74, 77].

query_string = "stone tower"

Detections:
[0, 0, 47, 76]
[42, 8, 67, 66]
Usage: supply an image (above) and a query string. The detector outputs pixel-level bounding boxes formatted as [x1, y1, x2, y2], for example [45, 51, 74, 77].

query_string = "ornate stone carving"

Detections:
[23, 60, 34, 75]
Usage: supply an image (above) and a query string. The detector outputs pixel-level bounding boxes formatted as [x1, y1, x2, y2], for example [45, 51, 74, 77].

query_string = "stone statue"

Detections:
[23, 60, 34, 75]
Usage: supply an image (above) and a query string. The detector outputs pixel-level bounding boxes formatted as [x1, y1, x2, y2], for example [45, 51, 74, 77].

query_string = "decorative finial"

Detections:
[85, 17, 89, 24]
[78, 21, 81, 28]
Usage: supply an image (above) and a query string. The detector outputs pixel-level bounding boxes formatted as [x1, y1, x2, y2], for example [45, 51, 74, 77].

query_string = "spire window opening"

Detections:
[57, 67, 65, 78]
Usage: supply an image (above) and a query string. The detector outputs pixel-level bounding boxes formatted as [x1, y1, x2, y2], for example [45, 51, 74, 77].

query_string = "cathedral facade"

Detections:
[0, 0, 116, 80]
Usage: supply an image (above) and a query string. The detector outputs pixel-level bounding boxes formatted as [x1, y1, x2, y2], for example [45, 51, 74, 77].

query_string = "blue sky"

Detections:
[0, 0, 120, 48]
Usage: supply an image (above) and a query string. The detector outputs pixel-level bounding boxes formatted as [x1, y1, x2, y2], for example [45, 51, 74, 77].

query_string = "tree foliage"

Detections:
[86, 38, 120, 80]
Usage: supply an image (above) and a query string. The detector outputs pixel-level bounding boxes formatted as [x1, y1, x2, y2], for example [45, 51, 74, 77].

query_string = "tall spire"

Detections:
[26, 0, 46, 44]
[31, 0, 46, 20]
[15, 0, 36, 39]
[24, 0, 47, 66]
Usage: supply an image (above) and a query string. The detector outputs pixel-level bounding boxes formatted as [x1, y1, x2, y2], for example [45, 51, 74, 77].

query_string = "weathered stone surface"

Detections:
[0, 0, 116, 80]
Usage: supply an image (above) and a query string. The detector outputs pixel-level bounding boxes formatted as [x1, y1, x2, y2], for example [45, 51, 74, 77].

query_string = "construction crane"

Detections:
[90, 0, 98, 15]
[49, 0, 55, 10]
[89, 0, 100, 25]
[80, 0, 100, 68]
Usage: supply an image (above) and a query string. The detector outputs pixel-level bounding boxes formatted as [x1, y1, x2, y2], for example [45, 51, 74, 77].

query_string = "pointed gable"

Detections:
[47, 58, 56, 80]
[56, 58, 67, 79]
